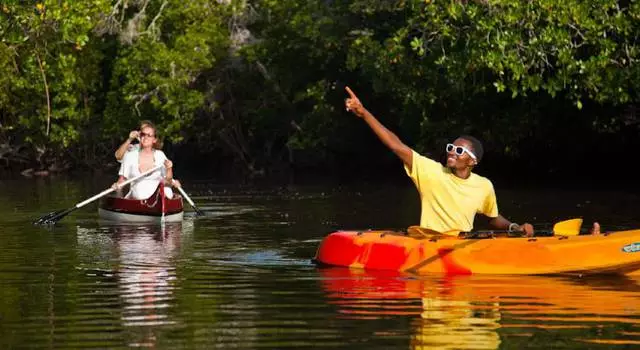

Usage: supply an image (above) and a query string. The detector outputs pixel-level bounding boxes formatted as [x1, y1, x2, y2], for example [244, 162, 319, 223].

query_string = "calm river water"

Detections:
[1, 174, 640, 349]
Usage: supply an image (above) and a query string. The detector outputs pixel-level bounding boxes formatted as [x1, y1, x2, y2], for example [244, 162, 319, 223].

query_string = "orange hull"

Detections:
[314, 230, 640, 275]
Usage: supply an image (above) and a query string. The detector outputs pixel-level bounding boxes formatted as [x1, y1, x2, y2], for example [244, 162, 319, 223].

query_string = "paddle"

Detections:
[33, 165, 163, 225]
[552, 218, 583, 236]
[406, 218, 584, 239]
[406, 226, 461, 238]
[173, 182, 205, 216]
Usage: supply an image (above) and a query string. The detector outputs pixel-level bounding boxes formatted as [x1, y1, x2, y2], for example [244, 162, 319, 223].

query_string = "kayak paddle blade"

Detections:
[553, 218, 583, 236]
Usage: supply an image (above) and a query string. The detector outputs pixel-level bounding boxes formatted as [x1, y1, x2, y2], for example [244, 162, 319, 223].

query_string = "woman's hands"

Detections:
[111, 178, 126, 196]
[128, 130, 140, 141]
[163, 159, 178, 187]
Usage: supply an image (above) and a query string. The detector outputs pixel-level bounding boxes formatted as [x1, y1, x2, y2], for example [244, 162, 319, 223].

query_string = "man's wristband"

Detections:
[508, 223, 519, 232]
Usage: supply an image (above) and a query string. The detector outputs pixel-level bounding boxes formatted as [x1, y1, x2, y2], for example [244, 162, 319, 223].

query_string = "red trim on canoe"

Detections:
[100, 183, 183, 216]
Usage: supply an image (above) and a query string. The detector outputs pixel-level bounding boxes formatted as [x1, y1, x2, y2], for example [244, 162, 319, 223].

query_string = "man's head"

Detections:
[445, 135, 483, 170]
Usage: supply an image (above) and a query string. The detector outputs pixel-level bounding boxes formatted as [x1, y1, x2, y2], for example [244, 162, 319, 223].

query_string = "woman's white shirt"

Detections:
[117, 143, 140, 163]
[119, 149, 173, 199]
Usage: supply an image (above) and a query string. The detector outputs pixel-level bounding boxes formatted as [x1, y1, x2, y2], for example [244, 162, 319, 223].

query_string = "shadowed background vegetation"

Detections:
[1, 0, 639, 187]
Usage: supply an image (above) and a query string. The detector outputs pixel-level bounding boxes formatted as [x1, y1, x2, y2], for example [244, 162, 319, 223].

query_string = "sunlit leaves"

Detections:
[0, 0, 110, 151]
[396, 0, 639, 106]
[103, 0, 232, 144]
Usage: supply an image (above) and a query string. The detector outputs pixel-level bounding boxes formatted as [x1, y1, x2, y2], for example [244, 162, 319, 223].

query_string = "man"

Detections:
[344, 86, 534, 236]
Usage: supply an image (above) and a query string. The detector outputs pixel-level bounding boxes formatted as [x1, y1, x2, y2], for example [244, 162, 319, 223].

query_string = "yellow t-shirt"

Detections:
[404, 150, 498, 233]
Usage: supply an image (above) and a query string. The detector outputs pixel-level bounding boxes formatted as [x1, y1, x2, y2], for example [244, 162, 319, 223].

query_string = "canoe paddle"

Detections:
[33, 165, 163, 225]
[173, 183, 205, 216]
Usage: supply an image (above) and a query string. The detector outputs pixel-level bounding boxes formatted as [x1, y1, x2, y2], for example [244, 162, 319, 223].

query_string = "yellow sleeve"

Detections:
[480, 180, 499, 218]
[404, 150, 442, 193]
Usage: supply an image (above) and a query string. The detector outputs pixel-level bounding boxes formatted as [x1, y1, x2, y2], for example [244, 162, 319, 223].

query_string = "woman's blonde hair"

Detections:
[139, 119, 153, 129]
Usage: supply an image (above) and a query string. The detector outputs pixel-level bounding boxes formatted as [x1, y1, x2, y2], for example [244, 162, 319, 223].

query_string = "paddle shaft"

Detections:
[175, 184, 205, 216]
[76, 165, 163, 209]
[34, 164, 164, 225]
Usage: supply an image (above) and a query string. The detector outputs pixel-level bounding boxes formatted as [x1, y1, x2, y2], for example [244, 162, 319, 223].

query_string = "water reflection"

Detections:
[319, 268, 640, 349]
[116, 225, 179, 326]
[6, 181, 640, 349]
[77, 220, 193, 347]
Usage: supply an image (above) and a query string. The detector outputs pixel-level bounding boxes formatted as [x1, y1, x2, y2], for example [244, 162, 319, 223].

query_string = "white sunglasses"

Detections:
[446, 143, 477, 160]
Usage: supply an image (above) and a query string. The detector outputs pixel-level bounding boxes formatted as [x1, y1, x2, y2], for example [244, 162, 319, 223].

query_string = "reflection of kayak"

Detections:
[314, 229, 640, 275]
[319, 268, 640, 348]
[98, 184, 183, 223]
[319, 267, 640, 322]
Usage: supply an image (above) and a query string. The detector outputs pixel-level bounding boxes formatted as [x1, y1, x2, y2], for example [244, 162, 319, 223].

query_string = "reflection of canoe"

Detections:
[98, 184, 183, 223]
[314, 230, 640, 275]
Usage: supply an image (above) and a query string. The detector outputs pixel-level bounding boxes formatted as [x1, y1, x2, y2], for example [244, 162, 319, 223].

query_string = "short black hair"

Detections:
[459, 135, 484, 163]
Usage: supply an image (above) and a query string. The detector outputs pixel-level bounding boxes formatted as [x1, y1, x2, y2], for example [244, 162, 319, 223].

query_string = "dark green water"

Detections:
[1, 175, 640, 349]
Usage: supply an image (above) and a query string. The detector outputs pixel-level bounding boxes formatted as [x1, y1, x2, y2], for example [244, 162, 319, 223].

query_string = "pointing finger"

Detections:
[345, 86, 357, 99]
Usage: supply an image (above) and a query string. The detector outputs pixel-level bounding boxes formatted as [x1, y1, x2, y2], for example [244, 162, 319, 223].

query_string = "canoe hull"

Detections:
[98, 185, 183, 223]
[97, 208, 183, 223]
[314, 230, 640, 276]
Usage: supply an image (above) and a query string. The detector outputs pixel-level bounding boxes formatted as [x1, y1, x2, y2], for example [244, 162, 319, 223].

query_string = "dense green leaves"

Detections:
[0, 0, 639, 178]
[1, 0, 110, 143]
[103, 0, 230, 144]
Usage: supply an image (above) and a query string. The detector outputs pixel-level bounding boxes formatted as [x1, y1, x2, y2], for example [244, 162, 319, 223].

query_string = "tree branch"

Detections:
[35, 52, 51, 136]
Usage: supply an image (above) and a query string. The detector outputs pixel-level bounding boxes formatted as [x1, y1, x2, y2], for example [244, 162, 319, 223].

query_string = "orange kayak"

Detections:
[314, 229, 640, 275]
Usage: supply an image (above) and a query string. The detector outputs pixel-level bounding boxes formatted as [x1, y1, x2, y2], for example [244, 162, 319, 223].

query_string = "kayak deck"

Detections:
[314, 229, 640, 276]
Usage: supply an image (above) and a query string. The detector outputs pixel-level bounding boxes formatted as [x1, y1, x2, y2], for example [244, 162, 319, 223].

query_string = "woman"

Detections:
[113, 124, 179, 199]
[114, 120, 155, 162]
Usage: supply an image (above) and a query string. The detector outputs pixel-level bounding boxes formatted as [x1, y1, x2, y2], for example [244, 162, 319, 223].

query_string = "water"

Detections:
[1, 175, 640, 349]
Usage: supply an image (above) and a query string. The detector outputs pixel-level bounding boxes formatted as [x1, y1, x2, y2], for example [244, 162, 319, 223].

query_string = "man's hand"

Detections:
[520, 223, 535, 237]
[345, 86, 366, 118]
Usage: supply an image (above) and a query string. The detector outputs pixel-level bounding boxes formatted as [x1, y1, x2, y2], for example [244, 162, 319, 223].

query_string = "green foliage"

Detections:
[406, 0, 639, 106]
[0, 0, 110, 150]
[1, 0, 640, 176]
[102, 0, 231, 144]
[328, 0, 640, 155]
